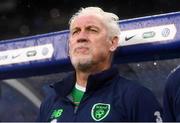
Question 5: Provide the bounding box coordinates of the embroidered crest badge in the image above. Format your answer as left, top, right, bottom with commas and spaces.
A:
91, 103, 111, 121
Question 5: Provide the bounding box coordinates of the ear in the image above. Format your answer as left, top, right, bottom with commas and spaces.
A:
109, 36, 119, 52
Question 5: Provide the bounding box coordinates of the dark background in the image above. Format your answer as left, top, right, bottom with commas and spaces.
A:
0, 0, 180, 40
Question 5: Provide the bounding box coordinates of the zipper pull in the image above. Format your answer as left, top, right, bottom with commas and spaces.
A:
74, 106, 78, 114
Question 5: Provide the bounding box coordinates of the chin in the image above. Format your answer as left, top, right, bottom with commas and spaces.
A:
71, 56, 93, 70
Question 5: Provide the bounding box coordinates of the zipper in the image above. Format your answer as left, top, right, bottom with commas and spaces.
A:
63, 96, 78, 121
73, 91, 93, 114
66, 94, 79, 114
74, 106, 78, 114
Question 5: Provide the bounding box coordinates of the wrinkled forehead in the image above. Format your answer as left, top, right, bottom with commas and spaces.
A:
70, 14, 106, 30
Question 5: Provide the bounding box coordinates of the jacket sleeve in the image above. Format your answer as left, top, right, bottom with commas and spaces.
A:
36, 93, 56, 122
163, 67, 180, 121
127, 86, 163, 122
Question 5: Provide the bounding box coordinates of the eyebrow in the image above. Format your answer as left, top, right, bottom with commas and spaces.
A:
70, 23, 101, 33
86, 25, 99, 29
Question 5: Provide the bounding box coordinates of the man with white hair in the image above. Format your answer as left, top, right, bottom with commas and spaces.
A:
37, 7, 162, 122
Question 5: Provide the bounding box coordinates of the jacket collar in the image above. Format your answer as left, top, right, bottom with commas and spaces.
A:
52, 66, 119, 97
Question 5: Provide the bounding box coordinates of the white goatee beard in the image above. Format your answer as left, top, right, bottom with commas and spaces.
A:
70, 55, 93, 71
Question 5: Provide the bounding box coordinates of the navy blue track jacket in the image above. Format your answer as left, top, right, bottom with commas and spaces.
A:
37, 67, 162, 122
163, 65, 180, 121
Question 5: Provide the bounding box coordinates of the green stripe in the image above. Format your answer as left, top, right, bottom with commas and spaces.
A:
71, 86, 84, 106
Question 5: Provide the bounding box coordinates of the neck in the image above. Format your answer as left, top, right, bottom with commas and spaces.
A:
75, 63, 111, 88
76, 71, 90, 87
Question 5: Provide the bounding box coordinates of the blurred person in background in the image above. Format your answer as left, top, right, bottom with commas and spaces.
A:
163, 65, 180, 121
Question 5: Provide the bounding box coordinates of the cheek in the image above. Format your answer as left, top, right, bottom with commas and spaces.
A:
68, 40, 74, 51
92, 43, 109, 56
92, 38, 110, 51
69, 37, 75, 47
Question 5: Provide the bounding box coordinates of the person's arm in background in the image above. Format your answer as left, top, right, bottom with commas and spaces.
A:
163, 66, 180, 121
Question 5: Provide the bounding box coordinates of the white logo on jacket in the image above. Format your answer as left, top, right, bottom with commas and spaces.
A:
154, 111, 162, 123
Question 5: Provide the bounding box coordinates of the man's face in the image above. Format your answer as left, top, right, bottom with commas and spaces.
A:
69, 15, 113, 71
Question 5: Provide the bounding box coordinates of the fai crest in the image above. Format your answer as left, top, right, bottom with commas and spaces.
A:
91, 103, 111, 121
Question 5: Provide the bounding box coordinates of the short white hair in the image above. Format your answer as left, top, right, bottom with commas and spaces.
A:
69, 7, 120, 39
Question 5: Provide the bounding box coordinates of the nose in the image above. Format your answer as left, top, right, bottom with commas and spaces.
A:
77, 38, 88, 43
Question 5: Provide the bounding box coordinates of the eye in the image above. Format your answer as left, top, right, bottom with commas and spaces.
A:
71, 29, 79, 35
72, 30, 78, 35
71, 29, 80, 35
88, 27, 99, 33
90, 28, 98, 32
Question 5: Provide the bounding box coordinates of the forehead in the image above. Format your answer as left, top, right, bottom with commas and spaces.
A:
71, 15, 106, 29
